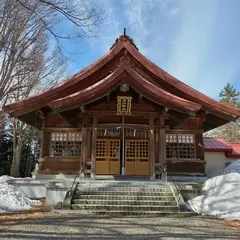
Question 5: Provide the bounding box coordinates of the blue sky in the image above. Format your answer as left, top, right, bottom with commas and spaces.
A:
60, 0, 240, 100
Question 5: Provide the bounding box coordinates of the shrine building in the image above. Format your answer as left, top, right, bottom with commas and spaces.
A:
3, 31, 240, 179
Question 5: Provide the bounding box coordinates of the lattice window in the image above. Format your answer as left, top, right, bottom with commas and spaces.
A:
166, 134, 195, 160
125, 128, 149, 139
109, 140, 120, 158
166, 134, 178, 159
96, 140, 109, 158
96, 139, 120, 162
126, 140, 149, 162
50, 132, 82, 157
137, 141, 149, 162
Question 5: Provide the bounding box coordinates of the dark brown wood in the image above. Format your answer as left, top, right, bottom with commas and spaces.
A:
91, 114, 97, 178
159, 117, 166, 175
167, 161, 205, 174
40, 119, 51, 159
195, 133, 205, 160
80, 115, 87, 178
44, 127, 81, 132
149, 115, 155, 180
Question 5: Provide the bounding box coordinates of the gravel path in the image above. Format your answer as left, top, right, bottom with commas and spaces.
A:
0, 213, 239, 240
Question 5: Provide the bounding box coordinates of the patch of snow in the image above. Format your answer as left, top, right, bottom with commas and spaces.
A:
222, 159, 240, 174
0, 175, 41, 213
186, 161, 240, 221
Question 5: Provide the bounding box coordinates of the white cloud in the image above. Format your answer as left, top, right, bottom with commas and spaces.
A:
85, 0, 240, 99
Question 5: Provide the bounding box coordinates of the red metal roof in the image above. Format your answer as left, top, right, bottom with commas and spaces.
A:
204, 137, 240, 158
226, 143, 240, 158
204, 138, 232, 152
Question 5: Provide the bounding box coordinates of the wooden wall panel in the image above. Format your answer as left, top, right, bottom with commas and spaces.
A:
39, 158, 80, 173
45, 113, 70, 127
40, 131, 51, 158
167, 161, 205, 174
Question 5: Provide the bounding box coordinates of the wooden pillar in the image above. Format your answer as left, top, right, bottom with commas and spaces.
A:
39, 118, 51, 171
40, 118, 46, 159
195, 132, 205, 174
91, 114, 97, 179
150, 115, 155, 180
159, 117, 166, 179
80, 115, 87, 178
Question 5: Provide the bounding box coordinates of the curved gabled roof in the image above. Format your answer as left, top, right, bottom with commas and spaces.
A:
48, 65, 201, 114
2, 32, 240, 124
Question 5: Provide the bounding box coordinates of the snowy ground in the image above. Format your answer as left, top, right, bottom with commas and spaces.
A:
186, 160, 240, 221
0, 175, 40, 213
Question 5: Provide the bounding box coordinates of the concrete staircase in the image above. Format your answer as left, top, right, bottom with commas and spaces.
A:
71, 181, 179, 215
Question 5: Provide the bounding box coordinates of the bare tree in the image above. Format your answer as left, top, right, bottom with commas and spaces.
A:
9, 48, 66, 177
0, 0, 103, 104
14, 0, 104, 40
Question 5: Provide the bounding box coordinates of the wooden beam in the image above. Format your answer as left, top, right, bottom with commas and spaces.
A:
54, 112, 72, 127
149, 115, 155, 180
97, 123, 150, 129
86, 110, 162, 117
91, 114, 97, 179
44, 127, 80, 132
166, 129, 204, 134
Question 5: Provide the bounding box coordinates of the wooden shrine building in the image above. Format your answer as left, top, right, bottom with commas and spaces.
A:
3, 31, 240, 179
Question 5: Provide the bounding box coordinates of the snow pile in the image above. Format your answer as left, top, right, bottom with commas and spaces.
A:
186, 161, 240, 220
222, 160, 240, 174
0, 175, 41, 213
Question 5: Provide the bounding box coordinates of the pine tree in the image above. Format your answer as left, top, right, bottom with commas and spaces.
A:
0, 112, 13, 175
205, 83, 240, 141
219, 82, 240, 107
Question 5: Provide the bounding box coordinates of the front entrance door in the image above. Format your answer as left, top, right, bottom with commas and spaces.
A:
125, 140, 150, 175
96, 139, 120, 175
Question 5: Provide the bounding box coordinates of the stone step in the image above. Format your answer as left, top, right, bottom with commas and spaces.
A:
71, 204, 178, 211
72, 194, 176, 201
74, 191, 174, 197
72, 199, 177, 206
76, 187, 171, 192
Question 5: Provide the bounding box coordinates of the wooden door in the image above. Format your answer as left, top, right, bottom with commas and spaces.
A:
125, 140, 150, 175
96, 139, 120, 175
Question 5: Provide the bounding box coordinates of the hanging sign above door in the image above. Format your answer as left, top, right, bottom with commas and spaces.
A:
117, 96, 132, 115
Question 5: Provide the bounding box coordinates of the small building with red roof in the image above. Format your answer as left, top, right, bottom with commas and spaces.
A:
204, 137, 240, 177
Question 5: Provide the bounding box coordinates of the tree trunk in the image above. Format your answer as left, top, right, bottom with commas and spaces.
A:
10, 121, 24, 177
10, 137, 24, 177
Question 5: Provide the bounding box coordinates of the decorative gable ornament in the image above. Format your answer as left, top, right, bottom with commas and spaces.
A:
117, 96, 132, 115
120, 84, 129, 92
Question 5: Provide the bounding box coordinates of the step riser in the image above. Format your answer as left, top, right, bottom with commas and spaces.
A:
77, 182, 170, 187
73, 195, 175, 201
73, 200, 177, 206
72, 205, 178, 211
74, 192, 174, 196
